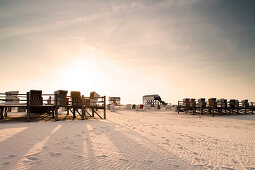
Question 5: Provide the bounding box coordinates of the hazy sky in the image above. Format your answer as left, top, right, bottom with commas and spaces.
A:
0, 0, 254, 104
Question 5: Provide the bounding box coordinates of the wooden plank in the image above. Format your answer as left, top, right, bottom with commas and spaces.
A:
94, 110, 103, 119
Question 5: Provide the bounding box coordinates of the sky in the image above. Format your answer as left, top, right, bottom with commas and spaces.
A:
0, 0, 254, 104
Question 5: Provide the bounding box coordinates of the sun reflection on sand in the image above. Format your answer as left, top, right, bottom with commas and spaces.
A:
0, 127, 28, 142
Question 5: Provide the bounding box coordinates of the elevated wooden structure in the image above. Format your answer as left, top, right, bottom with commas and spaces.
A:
0, 90, 106, 122
177, 98, 254, 117
108, 97, 121, 106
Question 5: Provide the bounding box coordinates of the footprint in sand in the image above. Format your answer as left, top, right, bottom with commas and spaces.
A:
8, 155, 17, 158
25, 154, 39, 161
178, 146, 184, 150
162, 142, 169, 145
206, 165, 214, 169
168, 163, 179, 168
194, 157, 206, 162
2, 162, 10, 166
82, 138, 89, 141
231, 159, 238, 164
49, 152, 62, 157
119, 158, 129, 162
221, 167, 234, 170
96, 155, 108, 159
63, 146, 72, 150
74, 155, 83, 159
143, 160, 154, 164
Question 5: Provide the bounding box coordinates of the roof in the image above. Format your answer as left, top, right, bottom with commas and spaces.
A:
142, 94, 160, 98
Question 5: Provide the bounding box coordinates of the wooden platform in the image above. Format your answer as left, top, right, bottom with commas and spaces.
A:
0, 92, 106, 122
177, 101, 254, 117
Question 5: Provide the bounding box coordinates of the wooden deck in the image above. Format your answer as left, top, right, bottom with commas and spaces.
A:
177, 101, 254, 117
0, 92, 106, 122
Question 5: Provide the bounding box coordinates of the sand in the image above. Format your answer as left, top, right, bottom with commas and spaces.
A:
0, 110, 255, 170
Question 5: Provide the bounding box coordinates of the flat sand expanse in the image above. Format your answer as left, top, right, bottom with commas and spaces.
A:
0, 110, 255, 170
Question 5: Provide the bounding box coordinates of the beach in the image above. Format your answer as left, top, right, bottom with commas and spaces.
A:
0, 110, 255, 170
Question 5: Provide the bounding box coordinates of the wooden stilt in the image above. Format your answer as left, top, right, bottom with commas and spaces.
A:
73, 108, 76, 119
92, 108, 95, 117
4, 108, 7, 117
81, 95, 85, 120
67, 107, 69, 115
52, 109, 55, 118
55, 94, 58, 121
0, 108, 3, 119
104, 96, 106, 119
26, 92, 30, 122
252, 102, 254, 114
177, 101, 180, 114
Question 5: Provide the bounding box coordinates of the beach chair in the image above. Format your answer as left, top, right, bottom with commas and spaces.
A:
208, 98, 217, 108
90, 91, 100, 107
54, 90, 68, 107
182, 98, 190, 107
29, 90, 45, 113
70, 91, 85, 119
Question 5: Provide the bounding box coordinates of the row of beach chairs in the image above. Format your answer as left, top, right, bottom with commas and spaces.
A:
0, 90, 106, 121
178, 98, 254, 116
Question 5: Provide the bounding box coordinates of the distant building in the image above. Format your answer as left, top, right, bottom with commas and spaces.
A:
142, 94, 167, 106
108, 97, 121, 106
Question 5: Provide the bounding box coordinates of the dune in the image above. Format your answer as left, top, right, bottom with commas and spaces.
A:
0, 110, 255, 169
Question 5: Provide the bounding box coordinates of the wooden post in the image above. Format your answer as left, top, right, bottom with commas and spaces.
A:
0, 107, 3, 119
72, 108, 76, 119
177, 101, 180, 114
212, 106, 214, 117
92, 108, 95, 117
26, 92, 30, 122
104, 96, 106, 119
81, 95, 85, 120
55, 94, 58, 121
4, 108, 7, 117
252, 102, 254, 114
67, 107, 69, 115
199, 106, 202, 118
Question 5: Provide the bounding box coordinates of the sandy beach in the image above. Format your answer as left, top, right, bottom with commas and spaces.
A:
0, 110, 255, 170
